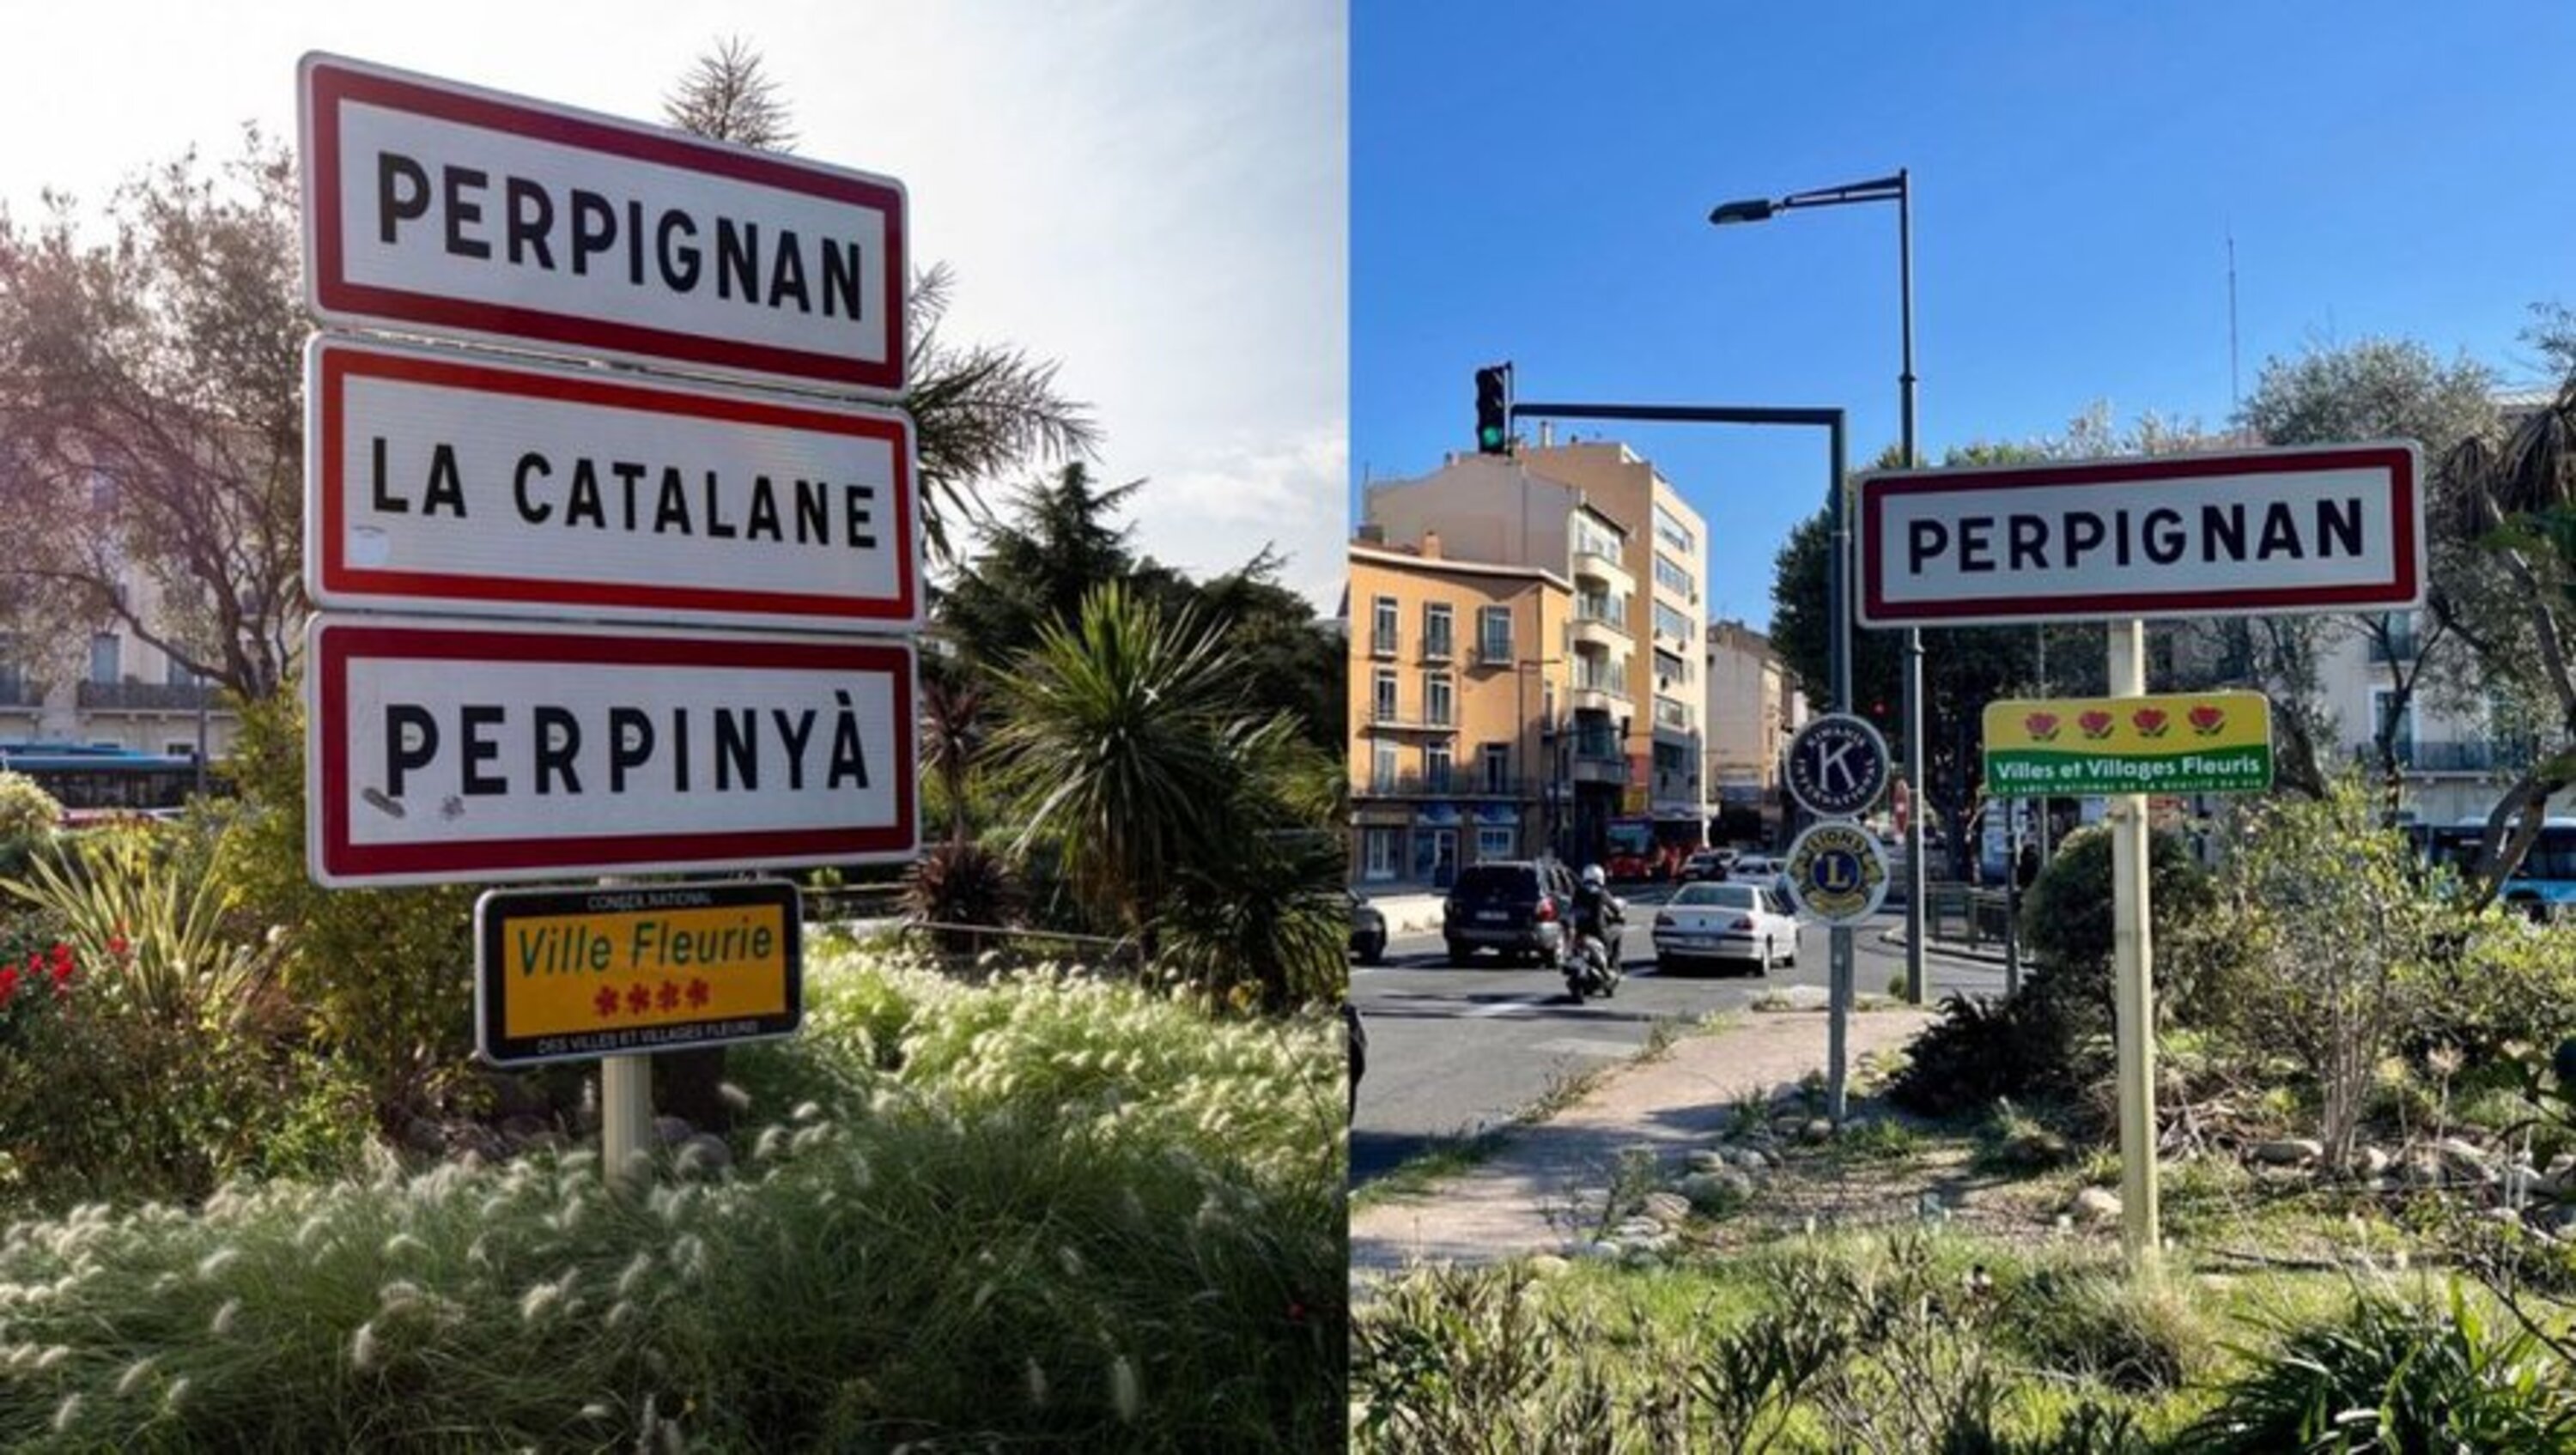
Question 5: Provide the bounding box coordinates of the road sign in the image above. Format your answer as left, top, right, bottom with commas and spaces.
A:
475, 880, 801, 1066
1784, 821, 1891, 925
1984, 692, 2275, 797
307, 615, 916, 886
299, 52, 906, 395
1783, 713, 1891, 818
1856, 442, 2423, 627
305, 335, 919, 631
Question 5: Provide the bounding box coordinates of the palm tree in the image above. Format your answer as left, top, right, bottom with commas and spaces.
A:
986, 583, 1245, 945
919, 665, 987, 846
664, 45, 1097, 560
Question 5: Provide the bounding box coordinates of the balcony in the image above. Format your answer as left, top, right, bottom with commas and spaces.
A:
1566, 612, 1631, 655
1369, 628, 1399, 659
77, 681, 222, 712
1420, 631, 1456, 664
0, 677, 43, 708
1363, 706, 1455, 733
1356, 773, 1552, 800
1570, 546, 1635, 597
1568, 754, 1631, 786
2349, 738, 2536, 776
1473, 640, 1516, 670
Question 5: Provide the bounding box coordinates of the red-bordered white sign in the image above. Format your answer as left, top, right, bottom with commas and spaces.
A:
307, 616, 917, 887
1856, 442, 2423, 627
304, 335, 919, 631
298, 52, 906, 395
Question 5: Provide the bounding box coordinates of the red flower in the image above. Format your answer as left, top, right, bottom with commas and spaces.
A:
593, 985, 621, 1020
1286, 1299, 1307, 1325
656, 980, 682, 1013
0, 966, 18, 1009
685, 979, 710, 1009
106, 934, 130, 959
2188, 704, 2226, 736
48, 943, 72, 973
625, 984, 653, 1016
2024, 712, 2060, 743
2132, 708, 2169, 739
2078, 711, 2115, 740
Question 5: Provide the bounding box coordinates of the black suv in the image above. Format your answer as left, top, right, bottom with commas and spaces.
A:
1442, 860, 1577, 966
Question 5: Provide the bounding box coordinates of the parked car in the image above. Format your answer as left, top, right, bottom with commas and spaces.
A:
1349, 890, 1388, 966
1652, 880, 1801, 974
1677, 848, 1738, 883
1442, 860, 1577, 967
1728, 853, 1790, 899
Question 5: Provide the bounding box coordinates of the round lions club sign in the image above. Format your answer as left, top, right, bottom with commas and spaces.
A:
1785, 821, 1891, 925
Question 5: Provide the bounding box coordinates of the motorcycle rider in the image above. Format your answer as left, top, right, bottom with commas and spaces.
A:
1569, 863, 1624, 995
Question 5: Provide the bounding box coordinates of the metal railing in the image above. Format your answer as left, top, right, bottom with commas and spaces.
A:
76, 681, 222, 712
1355, 773, 1551, 799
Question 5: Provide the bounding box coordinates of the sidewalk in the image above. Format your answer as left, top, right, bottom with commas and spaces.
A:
1350, 1000, 1937, 1276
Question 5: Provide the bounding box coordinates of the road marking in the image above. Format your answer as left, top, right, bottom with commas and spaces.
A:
1461, 993, 1558, 1019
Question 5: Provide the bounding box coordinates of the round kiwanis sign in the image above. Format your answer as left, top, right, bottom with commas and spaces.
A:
1785, 821, 1892, 925
1783, 713, 1891, 819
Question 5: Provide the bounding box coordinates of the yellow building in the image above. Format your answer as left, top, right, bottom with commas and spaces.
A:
1346, 533, 1571, 886
1703, 618, 1807, 843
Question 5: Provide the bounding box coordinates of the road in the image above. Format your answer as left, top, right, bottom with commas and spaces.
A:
1348, 886, 2007, 1185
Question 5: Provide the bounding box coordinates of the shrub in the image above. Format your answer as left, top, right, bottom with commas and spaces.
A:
2410, 915, 2576, 1067
1888, 988, 2094, 1119
2184, 1277, 2576, 1452
2002, 1266, 2211, 1394
902, 839, 1028, 950
208, 694, 479, 1124
0, 770, 58, 882
2019, 821, 2232, 1025
0, 1096, 1345, 1451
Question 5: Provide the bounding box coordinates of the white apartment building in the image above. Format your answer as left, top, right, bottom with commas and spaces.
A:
1703, 619, 1808, 845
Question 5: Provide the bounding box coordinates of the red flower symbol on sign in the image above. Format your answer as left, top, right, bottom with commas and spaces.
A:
658, 980, 682, 1013
2132, 708, 2170, 739
625, 984, 653, 1016
2189, 704, 2227, 737
2078, 711, 2115, 740
593, 986, 620, 1019
686, 978, 710, 1009
2025, 712, 2060, 743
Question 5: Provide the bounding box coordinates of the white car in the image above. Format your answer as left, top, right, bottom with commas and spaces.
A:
1728, 854, 1794, 903
1652, 881, 1800, 975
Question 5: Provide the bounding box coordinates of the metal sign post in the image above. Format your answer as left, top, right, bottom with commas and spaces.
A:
2107, 619, 2160, 1279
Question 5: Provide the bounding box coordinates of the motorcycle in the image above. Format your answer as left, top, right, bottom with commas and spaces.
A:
1563, 897, 1625, 1001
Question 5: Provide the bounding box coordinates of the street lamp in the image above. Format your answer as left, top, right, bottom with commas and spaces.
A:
1708, 167, 1929, 1006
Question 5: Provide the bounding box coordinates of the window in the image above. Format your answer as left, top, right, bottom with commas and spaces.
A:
1477, 825, 1516, 860
1370, 739, 1399, 793
1361, 828, 1400, 881
1653, 503, 1696, 555
1572, 513, 1624, 560
1424, 742, 1452, 791
1574, 591, 1626, 629
1654, 742, 1692, 777
1425, 672, 1453, 726
1371, 596, 1399, 656
1655, 694, 1692, 732
1652, 603, 1692, 644
164, 741, 197, 759
1481, 743, 1511, 793
164, 654, 201, 688
1479, 606, 1513, 664
1653, 553, 1694, 598
88, 633, 121, 685
1423, 602, 1455, 659
1654, 649, 1689, 689
1413, 828, 1457, 882
1373, 668, 1398, 722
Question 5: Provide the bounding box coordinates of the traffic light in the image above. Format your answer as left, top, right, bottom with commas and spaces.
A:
1474, 365, 1510, 455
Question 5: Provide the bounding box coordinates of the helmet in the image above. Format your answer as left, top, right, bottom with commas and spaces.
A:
1581, 864, 1607, 888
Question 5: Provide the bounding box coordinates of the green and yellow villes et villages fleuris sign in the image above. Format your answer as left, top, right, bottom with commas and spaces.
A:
1982, 691, 2273, 797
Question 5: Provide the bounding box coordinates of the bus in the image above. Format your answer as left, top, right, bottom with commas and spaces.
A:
2411, 818, 2576, 916
0, 743, 207, 828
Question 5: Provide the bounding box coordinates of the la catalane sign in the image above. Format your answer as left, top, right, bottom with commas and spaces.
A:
1857, 443, 2423, 627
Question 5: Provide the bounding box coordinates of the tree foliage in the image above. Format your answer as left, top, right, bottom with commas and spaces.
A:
0, 131, 304, 699
662, 36, 799, 150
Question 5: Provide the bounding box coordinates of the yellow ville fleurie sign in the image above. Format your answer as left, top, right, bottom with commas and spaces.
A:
473, 881, 801, 1067
1983, 691, 2273, 798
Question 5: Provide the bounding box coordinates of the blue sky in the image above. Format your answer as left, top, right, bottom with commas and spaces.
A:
1352, 3, 2576, 630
